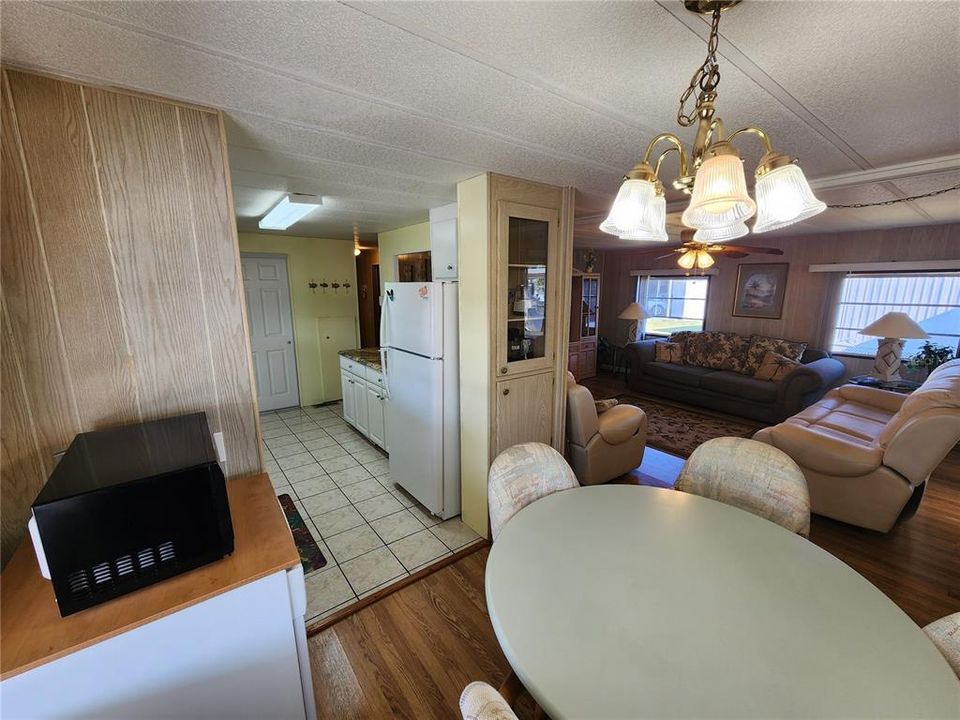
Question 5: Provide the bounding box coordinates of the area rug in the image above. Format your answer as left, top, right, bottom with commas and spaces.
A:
277, 493, 328, 574
616, 394, 765, 458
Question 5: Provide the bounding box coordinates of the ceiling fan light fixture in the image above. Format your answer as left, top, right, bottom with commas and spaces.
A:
693, 221, 749, 243
682, 147, 756, 230
599, 178, 668, 241
677, 249, 698, 270
752, 162, 827, 233
696, 249, 715, 269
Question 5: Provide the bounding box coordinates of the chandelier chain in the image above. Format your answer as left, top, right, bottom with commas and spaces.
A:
677, 6, 723, 127
826, 183, 960, 208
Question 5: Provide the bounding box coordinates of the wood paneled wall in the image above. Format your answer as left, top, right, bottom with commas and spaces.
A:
0, 69, 261, 567
598, 224, 960, 350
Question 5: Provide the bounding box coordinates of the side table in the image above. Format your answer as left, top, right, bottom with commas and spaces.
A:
848, 375, 921, 394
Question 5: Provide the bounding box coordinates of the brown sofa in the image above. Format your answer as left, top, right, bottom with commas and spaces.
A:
754, 359, 960, 532
626, 331, 846, 423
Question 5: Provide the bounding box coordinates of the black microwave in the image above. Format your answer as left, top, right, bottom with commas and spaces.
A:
29, 413, 234, 617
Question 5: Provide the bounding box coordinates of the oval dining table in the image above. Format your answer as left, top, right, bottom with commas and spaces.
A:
485, 485, 960, 719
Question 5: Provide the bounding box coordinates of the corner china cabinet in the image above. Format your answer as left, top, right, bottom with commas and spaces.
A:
568, 271, 600, 380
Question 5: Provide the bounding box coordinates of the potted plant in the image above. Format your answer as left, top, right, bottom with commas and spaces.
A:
906, 341, 956, 378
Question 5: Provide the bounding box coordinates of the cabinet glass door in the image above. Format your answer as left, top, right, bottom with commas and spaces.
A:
581, 276, 599, 338
498, 202, 559, 375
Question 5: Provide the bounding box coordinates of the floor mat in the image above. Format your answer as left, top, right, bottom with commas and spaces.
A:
277, 493, 328, 574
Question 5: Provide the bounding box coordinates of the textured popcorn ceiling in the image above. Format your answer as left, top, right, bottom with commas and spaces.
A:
2, 1, 958, 247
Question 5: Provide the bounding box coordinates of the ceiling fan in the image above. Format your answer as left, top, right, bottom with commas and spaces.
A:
658, 229, 784, 270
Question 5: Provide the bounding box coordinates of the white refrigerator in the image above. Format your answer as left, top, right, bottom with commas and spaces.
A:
379, 281, 461, 519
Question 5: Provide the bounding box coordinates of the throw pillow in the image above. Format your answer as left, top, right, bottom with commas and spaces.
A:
683, 331, 746, 372
754, 351, 803, 382
668, 330, 695, 359
595, 398, 619, 414
655, 342, 683, 364
744, 336, 808, 374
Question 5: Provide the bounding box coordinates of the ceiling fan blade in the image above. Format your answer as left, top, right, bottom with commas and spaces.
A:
720, 244, 785, 255
655, 252, 679, 260
720, 251, 749, 258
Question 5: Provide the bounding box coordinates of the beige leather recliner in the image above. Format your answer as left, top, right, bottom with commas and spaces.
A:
754, 359, 960, 532
566, 374, 647, 485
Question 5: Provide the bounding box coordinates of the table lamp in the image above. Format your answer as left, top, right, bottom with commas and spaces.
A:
860, 312, 928, 381
618, 302, 649, 343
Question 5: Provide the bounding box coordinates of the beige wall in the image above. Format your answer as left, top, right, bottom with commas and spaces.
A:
456, 175, 491, 537
1, 70, 261, 567
238, 233, 358, 406
598, 223, 960, 372
377, 221, 430, 293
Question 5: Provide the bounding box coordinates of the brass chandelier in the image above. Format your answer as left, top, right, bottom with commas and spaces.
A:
600, 0, 826, 243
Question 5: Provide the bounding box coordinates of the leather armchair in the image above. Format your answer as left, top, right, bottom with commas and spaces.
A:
566, 375, 647, 485
754, 359, 960, 532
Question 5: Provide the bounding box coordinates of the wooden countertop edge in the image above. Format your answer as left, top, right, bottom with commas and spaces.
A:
0, 473, 299, 681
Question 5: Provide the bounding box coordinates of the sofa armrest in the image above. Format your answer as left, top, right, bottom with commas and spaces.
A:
776, 357, 847, 417
756, 423, 884, 477
836, 384, 907, 414
625, 340, 660, 383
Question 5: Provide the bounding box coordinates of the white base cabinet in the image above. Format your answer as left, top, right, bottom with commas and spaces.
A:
339, 356, 387, 451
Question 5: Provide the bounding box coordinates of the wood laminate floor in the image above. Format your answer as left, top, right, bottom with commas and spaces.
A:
309, 373, 959, 718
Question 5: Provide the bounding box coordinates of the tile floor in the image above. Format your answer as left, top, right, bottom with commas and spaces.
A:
260, 402, 482, 625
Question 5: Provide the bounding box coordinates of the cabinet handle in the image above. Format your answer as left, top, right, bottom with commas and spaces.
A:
447, 265, 453, 270
502, 388, 510, 396
500, 366, 507, 374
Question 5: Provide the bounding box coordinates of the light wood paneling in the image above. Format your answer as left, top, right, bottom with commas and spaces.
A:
495, 371, 553, 453
598, 224, 960, 353
0, 69, 260, 567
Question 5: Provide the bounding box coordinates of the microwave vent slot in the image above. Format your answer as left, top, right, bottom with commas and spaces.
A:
158, 541, 175, 562
67, 569, 91, 597
137, 547, 156, 570
92, 562, 112, 585
115, 554, 135, 577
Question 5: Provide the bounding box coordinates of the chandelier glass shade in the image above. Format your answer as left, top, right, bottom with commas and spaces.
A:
693, 221, 749, 243
600, 2, 826, 253
677, 248, 715, 270
599, 178, 668, 241
752, 163, 828, 234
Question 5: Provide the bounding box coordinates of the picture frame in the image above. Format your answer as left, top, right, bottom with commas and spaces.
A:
732, 263, 789, 319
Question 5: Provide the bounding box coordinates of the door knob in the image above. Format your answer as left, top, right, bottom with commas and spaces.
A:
502, 388, 510, 396
288, 340, 292, 344
500, 366, 507, 374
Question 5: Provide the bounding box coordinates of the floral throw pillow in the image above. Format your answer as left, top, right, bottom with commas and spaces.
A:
745, 336, 808, 374
655, 341, 683, 364
668, 331, 696, 358
683, 331, 749, 372
754, 351, 803, 382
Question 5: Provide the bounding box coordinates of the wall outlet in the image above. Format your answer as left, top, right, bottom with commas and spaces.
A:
213, 431, 227, 464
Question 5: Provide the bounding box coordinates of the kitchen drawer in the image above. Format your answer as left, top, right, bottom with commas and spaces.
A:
365, 366, 384, 385
339, 356, 365, 376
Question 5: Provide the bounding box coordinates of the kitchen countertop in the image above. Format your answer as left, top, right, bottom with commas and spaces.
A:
339, 347, 382, 372
0, 473, 299, 680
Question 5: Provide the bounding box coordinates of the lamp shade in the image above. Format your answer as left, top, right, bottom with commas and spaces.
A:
752, 163, 827, 234
681, 154, 756, 230
618, 302, 649, 321
693, 222, 749, 243
600, 179, 668, 241
860, 312, 929, 339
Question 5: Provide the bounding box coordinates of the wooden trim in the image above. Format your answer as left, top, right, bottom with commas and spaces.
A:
808, 260, 960, 273
305, 539, 489, 636
630, 268, 719, 276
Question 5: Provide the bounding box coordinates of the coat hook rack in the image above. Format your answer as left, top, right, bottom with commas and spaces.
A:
318, 279, 329, 293
308, 281, 318, 293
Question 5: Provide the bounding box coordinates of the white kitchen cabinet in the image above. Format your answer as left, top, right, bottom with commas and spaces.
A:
351, 373, 369, 436
340, 369, 356, 425
430, 202, 458, 279
366, 381, 386, 448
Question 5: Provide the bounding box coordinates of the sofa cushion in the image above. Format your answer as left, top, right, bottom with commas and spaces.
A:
683, 331, 751, 373
701, 370, 779, 403
745, 336, 808, 374
754, 351, 803, 382
645, 361, 714, 388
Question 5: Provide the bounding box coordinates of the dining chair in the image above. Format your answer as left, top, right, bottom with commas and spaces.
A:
459, 682, 520, 720
677, 436, 811, 536
923, 612, 960, 677
488, 442, 579, 540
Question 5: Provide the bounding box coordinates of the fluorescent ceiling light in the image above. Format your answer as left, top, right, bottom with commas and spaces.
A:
258, 194, 322, 230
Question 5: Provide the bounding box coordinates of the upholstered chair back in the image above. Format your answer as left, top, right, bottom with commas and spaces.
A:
566, 381, 600, 447
459, 681, 519, 720
880, 359, 960, 486
488, 442, 579, 540
677, 436, 811, 536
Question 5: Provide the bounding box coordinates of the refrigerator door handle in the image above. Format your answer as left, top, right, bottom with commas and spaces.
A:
379, 294, 391, 399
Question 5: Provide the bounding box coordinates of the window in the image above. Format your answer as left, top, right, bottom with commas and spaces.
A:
636, 275, 710, 336
830, 272, 960, 356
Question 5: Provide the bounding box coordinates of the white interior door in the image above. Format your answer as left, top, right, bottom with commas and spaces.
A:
242, 254, 299, 411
